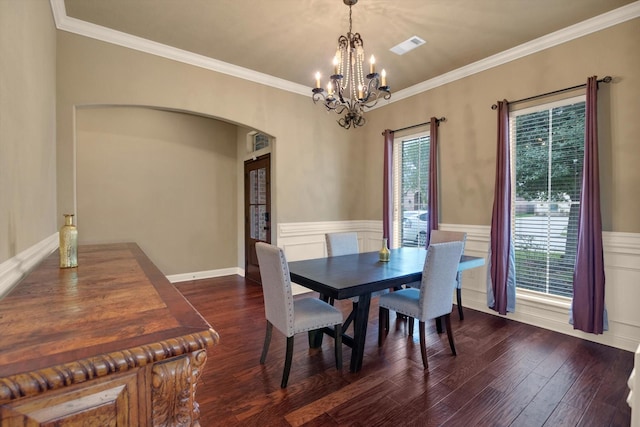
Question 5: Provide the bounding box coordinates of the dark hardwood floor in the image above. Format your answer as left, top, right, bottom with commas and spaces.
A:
175, 276, 633, 427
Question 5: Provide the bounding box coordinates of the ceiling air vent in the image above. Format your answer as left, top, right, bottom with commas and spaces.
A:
390, 36, 426, 55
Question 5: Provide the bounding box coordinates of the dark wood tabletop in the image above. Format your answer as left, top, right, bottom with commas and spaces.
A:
288, 247, 485, 372
289, 247, 484, 300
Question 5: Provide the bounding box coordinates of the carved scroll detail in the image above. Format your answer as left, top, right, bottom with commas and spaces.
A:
151, 350, 207, 427
0, 330, 218, 404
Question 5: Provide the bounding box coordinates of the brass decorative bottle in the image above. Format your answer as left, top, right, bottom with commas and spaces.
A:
379, 237, 390, 262
59, 214, 78, 268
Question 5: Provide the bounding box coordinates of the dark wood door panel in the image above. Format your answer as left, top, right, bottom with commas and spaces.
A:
244, 154, 271, 284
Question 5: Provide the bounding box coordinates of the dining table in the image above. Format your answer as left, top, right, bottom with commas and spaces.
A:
288, 247, 485, 373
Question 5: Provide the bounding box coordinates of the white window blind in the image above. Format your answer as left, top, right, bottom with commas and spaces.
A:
510, 96, 585, 298
393, 132, 430, 248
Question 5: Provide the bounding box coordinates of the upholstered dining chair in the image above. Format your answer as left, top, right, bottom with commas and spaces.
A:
325, 232, 389, 331
406, 230, 468, 328
325, 232, 359, 257
378, 241, 465, 369
256, 242, 343, 388
429, 230, 467, 319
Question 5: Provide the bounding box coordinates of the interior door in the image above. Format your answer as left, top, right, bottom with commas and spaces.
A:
244, 154, 271, 284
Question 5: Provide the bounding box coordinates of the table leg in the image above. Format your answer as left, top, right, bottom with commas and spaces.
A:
435, 316, 443, 333
456, 272, 464, 320
308, 330, 323, 348
350, 293, 371, 372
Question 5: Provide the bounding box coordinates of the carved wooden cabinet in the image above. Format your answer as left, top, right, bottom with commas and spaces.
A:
0, 243, 219, 426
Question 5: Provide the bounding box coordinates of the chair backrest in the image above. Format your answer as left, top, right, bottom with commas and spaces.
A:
325, 232, 359, 257
429, 230, 467, 247
418, 241, 465, 321
255, 242, 295, 337
429, 231, 467, 288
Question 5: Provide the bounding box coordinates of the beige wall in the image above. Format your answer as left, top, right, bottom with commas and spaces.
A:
3, 5, 636, 277
56, 33, 369, 273
0, 0, 57, 264
56, 32, 364, 223
361, 18, 640, 233
75, 107, 238, 275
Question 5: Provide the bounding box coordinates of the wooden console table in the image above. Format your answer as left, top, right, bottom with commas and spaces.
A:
0, 243, 219, 426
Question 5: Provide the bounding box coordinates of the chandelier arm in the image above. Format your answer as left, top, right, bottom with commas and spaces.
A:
333, 104, 349, 115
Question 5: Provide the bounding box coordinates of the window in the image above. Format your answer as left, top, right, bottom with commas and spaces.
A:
252, 132, 270, 151
392, 132, 430, 248
510, 96, 586, 298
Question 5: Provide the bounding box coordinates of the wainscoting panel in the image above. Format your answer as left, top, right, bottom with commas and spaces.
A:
278, 221, 640, 352
278, 220, 383, 261
9, 224, 637, 352
445, 225, 640, 353
278, 221, 382, 295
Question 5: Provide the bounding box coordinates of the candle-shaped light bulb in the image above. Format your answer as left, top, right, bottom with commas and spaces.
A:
327, 81, 333, 96
333, 56, 339, 75
358, 84, 364, 99
315, 72, 321, 89
369, 55, 375, 74
381, 69, 387, 86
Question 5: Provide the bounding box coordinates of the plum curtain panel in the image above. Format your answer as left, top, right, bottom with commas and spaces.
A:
571, 76, 608, 334
427, 117, 439, 246
487, 100, 516, 315
383, 129, 394, 246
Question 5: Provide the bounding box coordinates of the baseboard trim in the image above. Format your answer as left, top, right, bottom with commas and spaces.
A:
167, 267, 244, 283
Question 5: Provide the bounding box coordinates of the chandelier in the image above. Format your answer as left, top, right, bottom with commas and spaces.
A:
312, 0, 391, 129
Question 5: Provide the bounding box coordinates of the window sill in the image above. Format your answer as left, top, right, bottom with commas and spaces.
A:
516, 288, 572, 312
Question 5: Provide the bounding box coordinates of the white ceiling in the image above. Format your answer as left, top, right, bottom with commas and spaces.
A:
56, 0, 639, 100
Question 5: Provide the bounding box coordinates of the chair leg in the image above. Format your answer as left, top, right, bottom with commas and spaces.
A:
444, 313, 457, 356
342, 301, 358, 331
260, 321, 272, 364
408, 317, 414, 337
419, 321, 428, 369
334, 324, 343, 370
378, 306, 389, 347
456, 288, 464, 320
281, 336, 294, 388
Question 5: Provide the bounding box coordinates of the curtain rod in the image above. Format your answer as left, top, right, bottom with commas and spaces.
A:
490, 76, 612, 110
383, 117, 446, 135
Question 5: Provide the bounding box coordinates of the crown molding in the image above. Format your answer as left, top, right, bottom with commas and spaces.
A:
49, 0, 310, 97
396, 1, 640, 102
392, 1, 640, 103
50, 0, 640, 103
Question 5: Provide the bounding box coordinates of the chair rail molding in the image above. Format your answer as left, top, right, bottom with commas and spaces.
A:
8, 223, 637, 351
0, 233, 58, 298
279, 221, 640, 352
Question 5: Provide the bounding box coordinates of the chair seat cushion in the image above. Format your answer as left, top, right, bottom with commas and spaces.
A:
293, 298, 343, 334
378, 288, 421, 319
